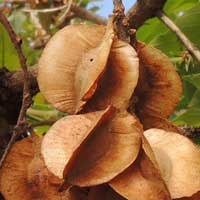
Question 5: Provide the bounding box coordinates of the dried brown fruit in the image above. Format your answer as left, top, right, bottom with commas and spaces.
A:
144, 128, 200, 199
42, 107, 113, 179
63, 111, 142, 187
176, 192, 200, 200
0, 136, 87, 200
135, 42, 182, 130
109, 136, 171, 200
88, 185, 125, 200
38, 19, 114, 114
67, 187, 88, 200
0, 137, 35, 200
84, 39, 139, 112
139, 113, 182, 133
28, 137, 86, 200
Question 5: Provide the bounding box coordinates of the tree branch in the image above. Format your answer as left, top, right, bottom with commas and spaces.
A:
113, 0, 129, 42
70, 3, 106, 25
22, 2, 107, 25
157, 10, 200, 63
127, 0, 167, 29
0, 12, 32, 168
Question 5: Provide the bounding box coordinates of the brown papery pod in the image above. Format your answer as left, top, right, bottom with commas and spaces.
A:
176, 192, 200, 200
0, 137, 35, 200
42, 107, 113, 179
84, 39, 139, 112
38, 18, 114, 114
140, 113, 182, 133
63, 111, 142, 187
0, 136, 81, 200
27, 136, 78, 200
88, 185, 126, 200
135, 42, 182, 130
109, 135, 171, 200
144, 129, 200, 199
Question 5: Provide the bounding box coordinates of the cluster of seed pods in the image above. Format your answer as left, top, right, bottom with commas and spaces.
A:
1, 17, 200, 200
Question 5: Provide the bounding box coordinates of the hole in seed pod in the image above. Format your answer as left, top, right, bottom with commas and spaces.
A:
90, 58, 94, 62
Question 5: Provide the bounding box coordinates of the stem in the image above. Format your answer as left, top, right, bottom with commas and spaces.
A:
23, 2, 107, 25
127, 0, 167, 29
0, 12, 32, 168
113, 0, 129, 42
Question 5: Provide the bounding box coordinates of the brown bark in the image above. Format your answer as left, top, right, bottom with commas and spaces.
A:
127, 0, 167, 29
0, 68, 38, 124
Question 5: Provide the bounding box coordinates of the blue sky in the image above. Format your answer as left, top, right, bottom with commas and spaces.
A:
88, 0, 136, 18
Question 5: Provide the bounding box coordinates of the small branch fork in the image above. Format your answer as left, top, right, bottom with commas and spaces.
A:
0, 12, 32, 168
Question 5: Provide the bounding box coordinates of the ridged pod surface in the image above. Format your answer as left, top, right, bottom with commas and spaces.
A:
84, 39, 139, 112
0, 136, 83, 200
135, 42, 182, 130
109, 135, 171, 200
0, 137, 34, 200
38, 21, 114, 114
64, 111, 142, 187
41, 107, 113, 179
145, 129, 200, 199
27, 137, 81, 200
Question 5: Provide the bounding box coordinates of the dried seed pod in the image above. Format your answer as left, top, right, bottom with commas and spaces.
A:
135, 42, 182, 130
0, 137, 35, 200
67, 187, 88, 200
176, 192, 200, 200
38, 19, 114, 114
109, 137, 171, 200
144, 128, 200, 199
28, 137, 86, 200
42, 107, 113, 179
139, 113, 182, 133
0, 136, 86, 200
84, 39, 139, 112
62, 111, 142, 187
64, 112, 142, 187
88, 185, 125, 200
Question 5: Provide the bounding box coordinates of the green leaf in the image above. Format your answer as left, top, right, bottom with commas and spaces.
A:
9, 11, 27, 34
183, 73, 200, 90
194, 138, 200, 146
0, 23, 20, 70
175, 81, 196, 111
137, 0, 198, 43
137, 18, 168, 43
172, 108, 200, 127
164, 0, 199, 13
34, 125, 50, 136
188, 89, 200, 108
150, 3, 200, 56
137, 1, 200, 57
